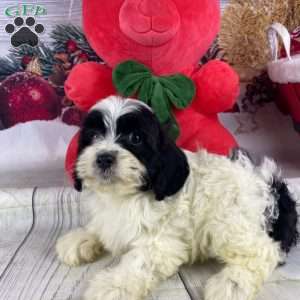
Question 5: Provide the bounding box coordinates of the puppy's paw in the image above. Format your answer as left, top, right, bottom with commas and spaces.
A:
56, 229, 103, 267
204, 269, 254, 300
84, 270, 140, 300
84, 284, 133, 300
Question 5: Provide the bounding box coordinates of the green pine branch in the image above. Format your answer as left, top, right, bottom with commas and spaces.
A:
9, 42, 56, 77
0, 24, 103, 81
51, 24, 102, 62
0, 56, 22, 81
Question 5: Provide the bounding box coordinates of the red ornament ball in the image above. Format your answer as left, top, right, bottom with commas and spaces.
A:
66, 40, 78, 53
62, 107, 86, 126
0, 72, 61, 128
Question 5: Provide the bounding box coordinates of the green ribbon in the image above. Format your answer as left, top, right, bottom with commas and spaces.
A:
112, 60, 195, 140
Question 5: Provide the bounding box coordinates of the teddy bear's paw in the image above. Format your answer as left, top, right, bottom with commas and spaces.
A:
56, 229, 103, 267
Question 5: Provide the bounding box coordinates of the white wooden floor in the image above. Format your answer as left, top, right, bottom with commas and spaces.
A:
0, 186, 299, 300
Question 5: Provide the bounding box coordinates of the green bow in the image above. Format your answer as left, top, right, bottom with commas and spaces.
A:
112, 60, 195, 140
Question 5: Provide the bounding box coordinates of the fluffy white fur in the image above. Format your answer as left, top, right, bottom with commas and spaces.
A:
268, 55, 300, 84
91, 96, 150, 140
57, 149, 281, 300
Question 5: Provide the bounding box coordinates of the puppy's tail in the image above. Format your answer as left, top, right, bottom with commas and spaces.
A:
258, 158, 299, 253
230, 149, 299, 253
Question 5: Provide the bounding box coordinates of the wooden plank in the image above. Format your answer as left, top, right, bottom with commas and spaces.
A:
258, 281, 300, 300
0, 187, 191, 300
0, 188, 34, 209
0, 184, 299, 300
0, 188, 34, 276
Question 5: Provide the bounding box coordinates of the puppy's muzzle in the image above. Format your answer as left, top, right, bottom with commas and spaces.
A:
96, 151, 117, 171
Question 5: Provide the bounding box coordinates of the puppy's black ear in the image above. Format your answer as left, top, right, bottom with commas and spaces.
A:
151, 130, 189, 201
73, 170, 82, 192
72, 130, 85, 193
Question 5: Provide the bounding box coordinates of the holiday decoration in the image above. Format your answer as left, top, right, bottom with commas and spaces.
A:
220, 0, 300, 81
241, 72, 277, 114
0, 72, 61, 128
200, 38, 225, 65
66, 40, 78, 54
0, 56, 23, 81
10, 42, 56, 78
25, 57, 42, 75
64, 0, 240, 179
0, 25, 100, 82
113, 60, 195, 139
51, 25, 101, 62
62, 107, 86, 126
267, 23, 300, 133
0, 24, 103, 130
21, 55, 33, 68
281, 26, 300, 57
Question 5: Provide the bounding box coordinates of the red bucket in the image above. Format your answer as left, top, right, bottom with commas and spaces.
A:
267, 23, 300, 131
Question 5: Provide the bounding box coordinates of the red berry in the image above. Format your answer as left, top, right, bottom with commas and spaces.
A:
66, 40, 78, 53
78, 52, 89, 61
62, 107, 86, 126
21, 55, 33, 68
0, 72, 61, 128
73, 52, 89, 65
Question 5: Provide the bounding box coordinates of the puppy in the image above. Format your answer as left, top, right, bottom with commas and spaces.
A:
56, 96, 298, 300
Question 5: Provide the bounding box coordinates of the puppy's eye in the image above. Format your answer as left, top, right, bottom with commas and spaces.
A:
128, 132, 142, 145
87, 130, 101, 140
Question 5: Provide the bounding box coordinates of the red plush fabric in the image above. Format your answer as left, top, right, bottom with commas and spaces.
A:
65, 131, 80, 181
175, 107, 237, 154
65, 62, 115, 111
192, 60, 240, 114
279, 84, 300, 123
83, 0, 220, 75
65, 0, 240, 179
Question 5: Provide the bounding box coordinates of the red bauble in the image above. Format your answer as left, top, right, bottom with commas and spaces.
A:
62, 107, 86, 126
66, 40, 78, 53
0, 72, 61, 128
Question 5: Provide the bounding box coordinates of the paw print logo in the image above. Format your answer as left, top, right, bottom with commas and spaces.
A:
5, 17, 45, 47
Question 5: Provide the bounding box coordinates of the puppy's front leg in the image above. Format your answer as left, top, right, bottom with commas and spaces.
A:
84, 242, 189, 300
56, 228, 103, 267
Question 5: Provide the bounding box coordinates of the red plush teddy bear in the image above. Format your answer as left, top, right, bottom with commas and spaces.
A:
65, 0, 239, 177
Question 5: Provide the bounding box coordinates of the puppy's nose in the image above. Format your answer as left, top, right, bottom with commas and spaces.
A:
96, 152, 116, 170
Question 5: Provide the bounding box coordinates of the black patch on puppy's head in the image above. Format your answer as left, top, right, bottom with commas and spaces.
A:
116, 106, 190, 201
73, 110, 106, 191
73, 99, 189, 199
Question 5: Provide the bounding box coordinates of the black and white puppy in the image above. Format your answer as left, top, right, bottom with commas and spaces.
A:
56, 96, 298, 300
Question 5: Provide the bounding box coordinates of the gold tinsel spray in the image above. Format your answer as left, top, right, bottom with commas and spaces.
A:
219, 0, 300, 81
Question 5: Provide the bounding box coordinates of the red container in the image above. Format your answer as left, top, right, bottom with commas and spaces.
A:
268, 23, 300, 131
